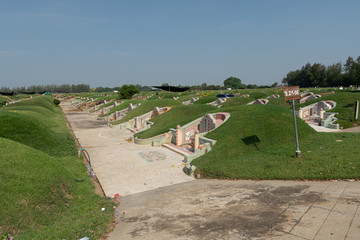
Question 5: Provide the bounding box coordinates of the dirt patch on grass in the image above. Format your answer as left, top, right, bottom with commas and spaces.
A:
78, 101, 101, 111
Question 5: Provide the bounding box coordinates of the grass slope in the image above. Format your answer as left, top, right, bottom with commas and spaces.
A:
192, 104, 360, 180
0, 97, 76, 156
0, 96, 8, 107
0, 96, 113, 239
135, 104, 217, 139
112, 98, 181, 125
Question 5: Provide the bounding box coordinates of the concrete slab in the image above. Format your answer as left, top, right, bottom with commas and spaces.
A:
290, 206, 330, 239
308, 124, 341, 132
315, 203, 358, 240
106, 180, 360, 240
345, 204, 360, 239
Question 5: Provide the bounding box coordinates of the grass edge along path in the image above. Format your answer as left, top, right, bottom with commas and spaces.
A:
0, 96, 114, 240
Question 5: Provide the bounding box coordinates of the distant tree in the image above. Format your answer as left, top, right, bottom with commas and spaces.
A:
71, 84, 90, 93
270, 82, 278, 88
224, 77, 243, 89
326, 63, 342, 87
343, 56, 360, 86
282, 69, 301, 86
201, 83, 207, 90
118, 84, 140, 99
207, 85, 221, 90
246, 84, 259, 89
282, 56, 360, 87
283, 63, 327, 87
0, 87, 11, 92
135, 84, 142, 90
141, 86, 153, 91
161, 83, 169, 86
113, 86, 122, 92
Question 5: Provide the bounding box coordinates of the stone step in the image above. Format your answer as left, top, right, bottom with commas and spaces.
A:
163, 143, 193, 156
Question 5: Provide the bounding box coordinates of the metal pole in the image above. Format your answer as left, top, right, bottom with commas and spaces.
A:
292, 99, 302, 157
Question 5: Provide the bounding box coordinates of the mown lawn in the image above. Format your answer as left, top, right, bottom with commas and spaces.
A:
135, 104, 217, 139
112, 98, 181, 125
191, 104, 360, 180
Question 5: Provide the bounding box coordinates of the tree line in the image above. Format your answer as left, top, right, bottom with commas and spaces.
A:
282, 56, 360, 87
0, 84, 90, 93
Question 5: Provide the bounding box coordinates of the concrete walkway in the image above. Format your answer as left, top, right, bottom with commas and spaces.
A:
108, 179, 360, 240
341, 126, 360, 133
61, 102, 193, 197
308, 123, 341, 132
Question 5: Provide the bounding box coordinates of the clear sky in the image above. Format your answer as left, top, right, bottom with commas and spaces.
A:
1, 0, 360, 88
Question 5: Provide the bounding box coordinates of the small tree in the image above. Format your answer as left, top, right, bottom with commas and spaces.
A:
270, 82, 278, 88
224, 77, 243, 89
118, 84, 140, 99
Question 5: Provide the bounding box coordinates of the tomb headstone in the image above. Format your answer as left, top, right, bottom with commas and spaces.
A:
128, 103, 134, 111
199, 114, 216, 133
153, 107, 161, 117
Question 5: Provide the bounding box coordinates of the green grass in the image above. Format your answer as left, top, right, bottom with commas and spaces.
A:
112, 98, 181, 125
94, 100, 118, 111
193, 95, 218, 104
0, 96, 113, 239
0, 96, 8, 107
191, 104, 360, 180
135, 104, 217, 138
0, 97, 76, 156
98, 99, 142, 117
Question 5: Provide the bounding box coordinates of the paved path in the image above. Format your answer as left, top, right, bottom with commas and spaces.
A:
61, 102, 193, 197
306, 121, 360, 133
341, 126, 360, 133
108, 179, 360, 240
308, 123, 341, 132
61, 101, 360, 239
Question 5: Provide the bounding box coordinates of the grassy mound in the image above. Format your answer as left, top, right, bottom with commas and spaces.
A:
192, 104, 360, 180
0, 96, 8, 107
0, 97, 76, 156
112, 98, 181, 125
98, 99, 142, 117
0, 96, 113, 239
135, 104, 216, 139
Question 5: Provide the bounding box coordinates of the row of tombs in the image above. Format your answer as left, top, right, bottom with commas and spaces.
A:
297, 100, 339, 130
73, 96, 339, 176
111, 111, 231, 163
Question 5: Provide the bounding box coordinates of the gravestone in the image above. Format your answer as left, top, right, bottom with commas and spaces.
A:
199, 114, 216, 133
153, 107, 161, 117
128, 103, 134, 111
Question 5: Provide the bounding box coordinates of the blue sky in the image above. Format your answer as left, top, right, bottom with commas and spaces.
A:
1, 0, 359, 88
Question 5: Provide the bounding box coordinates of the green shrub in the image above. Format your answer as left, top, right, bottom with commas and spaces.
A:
53, 98, 61, 106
